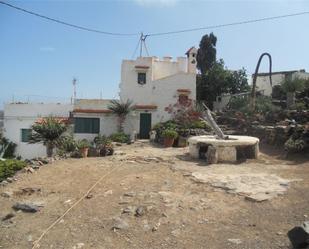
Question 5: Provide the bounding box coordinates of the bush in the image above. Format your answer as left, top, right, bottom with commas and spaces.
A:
76, 139, 91, 149
109, 132, 130, 143
162, 129, 178, 139
189, 120, 211, 130
0, 159, 26, 181
228, 95, 280, 114
0, 135, 17, 158
94, 135, 111, 148
57, 136, 77, 155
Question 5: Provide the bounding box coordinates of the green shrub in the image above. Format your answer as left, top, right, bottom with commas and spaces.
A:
94, 135, 111, 148
229, 95, 280, 114
109, 132, 130, 143
57, 136, 77, 154
189, 120, 211, 130
0, 159, 26, 181
162, 129, 178, 139
0, 135, 17, 158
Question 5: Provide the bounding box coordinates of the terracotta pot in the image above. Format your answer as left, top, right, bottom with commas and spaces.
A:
163, 137, 174, 147
80, 147, 89, 158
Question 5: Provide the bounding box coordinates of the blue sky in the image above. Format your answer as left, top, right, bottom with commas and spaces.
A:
0, 0, 309, 107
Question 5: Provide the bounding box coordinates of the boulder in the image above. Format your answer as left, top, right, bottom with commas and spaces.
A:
12, 202, 40, 213
288, 221, 309, 249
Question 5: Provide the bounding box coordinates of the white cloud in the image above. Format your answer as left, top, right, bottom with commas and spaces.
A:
133, 0, 178, 7
39, 46, 55, 52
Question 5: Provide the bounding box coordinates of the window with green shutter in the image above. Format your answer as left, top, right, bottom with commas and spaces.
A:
21, 129, 32, 142
74, 118, 100, 134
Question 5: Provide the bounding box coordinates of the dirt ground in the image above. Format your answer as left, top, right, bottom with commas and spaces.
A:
0, 141, 308, 249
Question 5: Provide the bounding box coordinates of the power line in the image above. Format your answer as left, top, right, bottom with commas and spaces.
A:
0, 1, 138, 37
146, 11, 309, 36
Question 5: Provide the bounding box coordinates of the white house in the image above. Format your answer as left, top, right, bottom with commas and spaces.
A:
3, 47, 197, 158
3, 103, 73, 159
119, 47, 197, 138
253, 69, 309, 96
71, 47, 197, 139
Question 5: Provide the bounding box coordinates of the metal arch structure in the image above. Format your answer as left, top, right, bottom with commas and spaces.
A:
250, 53, 272, 111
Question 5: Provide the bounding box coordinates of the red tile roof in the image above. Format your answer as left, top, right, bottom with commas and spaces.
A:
134, 105, 157, 110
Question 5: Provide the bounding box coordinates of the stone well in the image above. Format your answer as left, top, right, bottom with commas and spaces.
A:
188, 135, 259, 164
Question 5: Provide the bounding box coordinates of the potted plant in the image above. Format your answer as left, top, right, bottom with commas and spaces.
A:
162, 129, 178, 147
77, 139, 90, 158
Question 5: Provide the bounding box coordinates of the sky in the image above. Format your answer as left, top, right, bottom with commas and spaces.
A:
0, 0, 309, 108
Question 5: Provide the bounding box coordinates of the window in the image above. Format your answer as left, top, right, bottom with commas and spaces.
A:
137, 72, 146, 85
74, 118, 100, 134
21, 129, 32, 142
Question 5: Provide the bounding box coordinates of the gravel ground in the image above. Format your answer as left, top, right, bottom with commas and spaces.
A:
0, 141, 308, 249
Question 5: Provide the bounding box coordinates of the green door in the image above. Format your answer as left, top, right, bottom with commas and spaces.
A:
139, 113, 152, 139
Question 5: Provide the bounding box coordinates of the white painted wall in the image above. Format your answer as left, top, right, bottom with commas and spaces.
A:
255, 70, 309, 96
119, 50, 197, 134
73, 112, 118, 141
3, 103, 73, 159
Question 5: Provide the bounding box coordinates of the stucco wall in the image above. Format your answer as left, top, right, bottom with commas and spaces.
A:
255, 71, 309, 96
3, 103, 73, 159
73, 113, 118, 141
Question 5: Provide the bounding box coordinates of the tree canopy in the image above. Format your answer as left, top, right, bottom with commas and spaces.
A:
196, 33, 249, 109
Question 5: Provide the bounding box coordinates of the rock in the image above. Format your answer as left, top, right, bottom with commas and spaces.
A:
227, 239, 242, 245
245, 193, 270, 202
152, 222, 160, 232
73, 243, 85, 249
86, 193, 93, 199
288, 221, 309, 249
103, 190, 113, 196
171, 229, 181, 237
12, 202, 40, 213
112, 217, 129, 230
206, 146, 218, 164
0, 180, 8, 187
122, 206, 135, 214
1, 191, 12, 198
124, 192, 135, 197
6, 177, 13, 183
2, 213, 15, 221
24, 167, 35, 173
135, 206, 144, 217
27, 235, 33, 242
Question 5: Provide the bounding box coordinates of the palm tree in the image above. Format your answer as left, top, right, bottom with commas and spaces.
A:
29, 117, 68, 157
108, 99, 133, 132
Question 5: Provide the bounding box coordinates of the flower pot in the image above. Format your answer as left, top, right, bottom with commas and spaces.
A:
164, 137, 174, 147
80, 148, 89, 158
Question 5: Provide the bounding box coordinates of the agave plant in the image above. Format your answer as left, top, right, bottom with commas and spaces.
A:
29, 117, 68, 157
108, 99, 133, 132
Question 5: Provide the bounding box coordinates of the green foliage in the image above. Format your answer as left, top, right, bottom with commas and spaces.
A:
282, 77, 305, 93
229, 95, 280, 115
94, 135, 112, 148
29, 117, 67, 146
196, 32, 217, 74
0, 159, 26, 181
189, 120, 211, 130
285, 126, 309, 153
76, 139, 90, 149
109, 132, 130, 143
0, 135, 16, 158
57, 135, 77, 154
196, 61, 249, 109
162, 129, 178, 139
108, 99, 134, 132
285, 138, 305, 153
